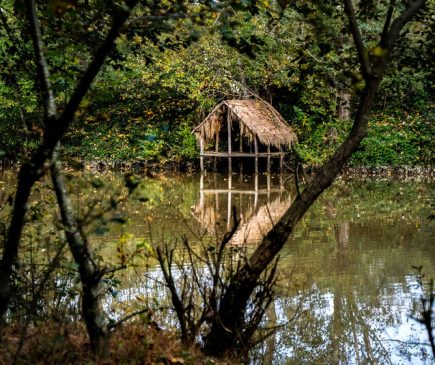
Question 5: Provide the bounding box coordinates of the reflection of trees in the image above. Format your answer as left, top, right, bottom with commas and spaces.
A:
2, 168, 433, 362
265, 215, 432, 364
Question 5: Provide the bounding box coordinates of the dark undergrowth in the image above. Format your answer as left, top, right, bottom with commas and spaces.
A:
0, 322, 230, 365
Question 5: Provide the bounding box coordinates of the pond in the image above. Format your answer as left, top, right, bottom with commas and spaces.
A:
0, 169, 434, 364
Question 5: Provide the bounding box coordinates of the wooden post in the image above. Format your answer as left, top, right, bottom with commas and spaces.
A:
200, 173, 204, 209
267, 144, 271, 173
239, 130, 243, 175
254, 173, 258, 208
279, 147, 284, 171
227, 173, 232, 230
214, 173, 219, 210
227, 108, 232, 173
254, 136, 258, 174
200, 136, 204, 172
214, 132, 219, 171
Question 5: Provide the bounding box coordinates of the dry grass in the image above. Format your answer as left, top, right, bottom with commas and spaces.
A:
0, 322, 233, 365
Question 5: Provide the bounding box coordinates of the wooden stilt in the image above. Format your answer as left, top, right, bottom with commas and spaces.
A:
200, 173, 204, 209
227, 108, 232, 173
200, 137, 204, 172
280, 147, 284, 171
239, 131, 243, 175
254, 137, 258, 174
227, 173, 232, 229
215, 172, 219, 210
239, 192, 242, 217
254, 173, 258, 208
267, 144, 271, 173
214, 132, 219, 171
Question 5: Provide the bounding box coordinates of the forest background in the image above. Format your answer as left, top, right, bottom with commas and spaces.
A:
0, 0, 433, 169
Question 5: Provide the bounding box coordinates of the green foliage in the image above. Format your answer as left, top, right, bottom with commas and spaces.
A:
0, 0, 432, 167
351, 111, 434, 167
292, 111, 434, 167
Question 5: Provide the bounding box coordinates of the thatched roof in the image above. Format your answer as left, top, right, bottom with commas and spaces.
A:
193, 99, 297, 149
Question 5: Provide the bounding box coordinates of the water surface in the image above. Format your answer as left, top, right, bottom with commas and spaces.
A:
0, 170, 433, 363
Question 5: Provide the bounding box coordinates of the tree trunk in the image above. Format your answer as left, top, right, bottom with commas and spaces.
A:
338, 90, 351, 120
50, 157, 109, 358
204, 77, 381, 356
0, 164, 37, 326
203, 0, 427, 353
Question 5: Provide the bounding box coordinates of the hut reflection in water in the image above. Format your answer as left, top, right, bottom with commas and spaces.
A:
193, 173, 294, 245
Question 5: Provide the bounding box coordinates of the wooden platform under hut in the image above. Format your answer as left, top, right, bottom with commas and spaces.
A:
193, 99, 297, 173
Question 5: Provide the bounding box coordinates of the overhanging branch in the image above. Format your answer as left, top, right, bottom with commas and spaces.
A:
44, 0, 138, 149
387, 0, 426, 48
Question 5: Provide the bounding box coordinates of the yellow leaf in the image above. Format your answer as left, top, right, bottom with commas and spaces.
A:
371, 46, 388, 57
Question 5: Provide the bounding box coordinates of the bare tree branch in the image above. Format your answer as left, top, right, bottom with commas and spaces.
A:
25, 0, 56, 121
108, 309, 151, 330
343, 0, 371, 78
387, 0, 426, 48
156, 245, 188, 341
381, 0, 396, 48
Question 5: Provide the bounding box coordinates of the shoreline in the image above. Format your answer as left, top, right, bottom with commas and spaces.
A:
2, 158, 434, 180
75, 160, 435, 180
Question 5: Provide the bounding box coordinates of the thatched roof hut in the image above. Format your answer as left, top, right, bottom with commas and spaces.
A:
194, 99, 297, 148
193, 99, 297, 172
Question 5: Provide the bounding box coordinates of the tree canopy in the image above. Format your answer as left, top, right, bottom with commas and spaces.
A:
0, 0, 432, 166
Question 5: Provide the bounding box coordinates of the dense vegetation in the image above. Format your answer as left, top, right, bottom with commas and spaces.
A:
0, 1, 433, 364
0, 1, 433, 167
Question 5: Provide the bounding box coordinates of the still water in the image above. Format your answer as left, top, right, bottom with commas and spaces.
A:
1, 170, 434, 363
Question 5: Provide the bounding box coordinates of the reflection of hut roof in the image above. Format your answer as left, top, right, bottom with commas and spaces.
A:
193, 99, 297, 149
229, 196, 291, 245
192, 194, 292, 245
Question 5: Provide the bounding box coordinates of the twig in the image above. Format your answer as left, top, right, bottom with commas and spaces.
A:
108, 309, 150, 330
